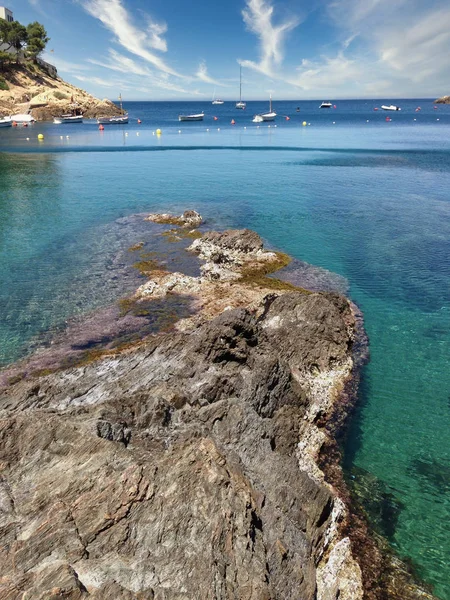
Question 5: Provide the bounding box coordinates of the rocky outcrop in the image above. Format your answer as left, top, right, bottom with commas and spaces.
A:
0, 64, 122, 120
145, 211, 203, 228
0, 218, 438, 600
434, 95, 450, 104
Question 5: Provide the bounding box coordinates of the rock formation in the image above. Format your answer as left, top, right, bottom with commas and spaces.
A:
0, 63, 122, 120
0, 216, 438, 600
434, 95, 450, 104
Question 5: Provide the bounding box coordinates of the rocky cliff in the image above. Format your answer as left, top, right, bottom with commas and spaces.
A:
0, 63, 122, 120
434, 95, 450, 104
0, 213, 437, 600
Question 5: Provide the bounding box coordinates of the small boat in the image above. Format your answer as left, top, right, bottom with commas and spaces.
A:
381, 104, 401, 111
178, 113, 204, 122
253, 94, 277, 122
54, 114, 83, 124
212, 89, 224, 105
10, 113, 35, 123
320, 102, 332, 108
0, 116, 12, 128
98, 93, 128, 124
97, 114, 129, 124
235, 66, 246, 109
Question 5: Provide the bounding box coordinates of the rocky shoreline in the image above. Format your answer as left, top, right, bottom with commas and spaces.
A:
0, 212, 437, 599
0, 64, 122, 121
434, 95, 450, 104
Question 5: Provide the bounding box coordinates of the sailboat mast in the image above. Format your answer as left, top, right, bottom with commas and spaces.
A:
269, 93, 272, 112
119, 93, 123, 113
239, 66, 242, 102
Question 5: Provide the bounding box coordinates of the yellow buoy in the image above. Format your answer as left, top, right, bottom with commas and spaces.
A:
302, 121, 307, 126
156, 128, 162, 135
37, 133, 44, 139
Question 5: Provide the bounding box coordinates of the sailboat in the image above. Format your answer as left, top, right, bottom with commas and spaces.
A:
252, 94, 277, 122
97, 94, 129, 124
212, 88, 224, 105
235, 66, 246, 109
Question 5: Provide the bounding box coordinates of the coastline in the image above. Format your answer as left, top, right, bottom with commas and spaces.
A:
0, 212, 438, 599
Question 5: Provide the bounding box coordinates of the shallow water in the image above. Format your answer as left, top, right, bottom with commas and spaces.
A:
1, 100, 449, 598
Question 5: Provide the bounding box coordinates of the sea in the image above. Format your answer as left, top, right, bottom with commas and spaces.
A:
0, 99, 449, 599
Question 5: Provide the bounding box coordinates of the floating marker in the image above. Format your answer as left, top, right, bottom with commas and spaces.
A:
366, 120, 369, 123
66, 135, 70, 139
37, 133, 44, 139
285, 116, 290, 121
136, 132, 140, 136
274, 125, 277, 128
60, 135, 63, 139
178, 129, 182, 133
243, 126, 246, 129
217, 128, 220, 131
99, 125, 104, 131
213, 116, 218, 121
414, 118, 416, 121
26, 137, 30, 141
231, 119, 235, 125
333, 121, 336, 124
156, 128, 162, 135
333, 105, 337, 109
302, 121, 307, 126
137, 119, 142, 124
206, 128, 209, 131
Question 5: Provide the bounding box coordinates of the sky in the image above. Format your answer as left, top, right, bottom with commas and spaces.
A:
5, 0, 450, 100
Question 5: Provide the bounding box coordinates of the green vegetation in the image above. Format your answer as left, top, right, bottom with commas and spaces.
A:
0, 17, 49, 70
53, 91, 68, 100
0, 74, 8, 90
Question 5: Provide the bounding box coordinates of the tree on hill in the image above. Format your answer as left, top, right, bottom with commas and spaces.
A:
26, 22, 49, 59
1, 21, 28, 62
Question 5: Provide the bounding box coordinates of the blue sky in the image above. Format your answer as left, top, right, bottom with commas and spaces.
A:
6, 0, 450, 100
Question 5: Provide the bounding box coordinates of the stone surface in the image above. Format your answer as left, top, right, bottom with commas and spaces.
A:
145, 211, 203, 228
434, 95, 450, 104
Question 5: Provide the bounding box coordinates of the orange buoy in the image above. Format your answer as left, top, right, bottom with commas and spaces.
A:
213, 116, 218, 121
385, 117, 391, 122
137, 119, 142, 124
23, 123, 28, 127
12, 121, 17, 126
285, 116, 290, 121
333, 105, 337, 108
231, 119, 235, 125
99, 124, 104, 131
374, 107, 378, 111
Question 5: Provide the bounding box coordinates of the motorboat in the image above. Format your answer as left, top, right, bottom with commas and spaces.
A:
320, 102, 332, 108
97, 114, 129, 124
253, 94, 276, 122
10, 113, 35, 123
178, 113, 204, 122
0, 116, 12, 128
235, 66, 246, 109
54, 114, 83, 124
381, 105, 401, 111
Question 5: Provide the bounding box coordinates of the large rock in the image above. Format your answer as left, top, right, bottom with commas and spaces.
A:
0, 291, 362, 599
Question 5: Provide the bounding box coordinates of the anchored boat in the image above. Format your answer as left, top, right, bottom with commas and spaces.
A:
178, 113, 204, 122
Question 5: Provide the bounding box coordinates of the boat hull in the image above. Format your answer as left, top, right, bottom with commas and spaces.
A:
97, 115, 129, 124
10, 114, 35, 123
253, 112, 276, 122
212, 100, 224, 105
381, 105, 401, 111
54, 115, 83, 124
235, 102, 246, 109
0, 119, 12, 128
178, 114, 204, 121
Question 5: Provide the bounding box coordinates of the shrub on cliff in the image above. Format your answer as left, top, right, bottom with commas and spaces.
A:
0, 75, 9, 90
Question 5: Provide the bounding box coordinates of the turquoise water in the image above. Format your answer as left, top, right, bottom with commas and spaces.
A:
1, 100, 449, 597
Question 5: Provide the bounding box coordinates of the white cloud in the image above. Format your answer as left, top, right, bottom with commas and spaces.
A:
241, 0, 301, 76
74, 74, 118, 87
80, 0, 182, 77
195, 61, 226, 86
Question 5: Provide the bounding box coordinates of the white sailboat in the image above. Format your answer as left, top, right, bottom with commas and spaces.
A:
178, 112, 204, 122
253, 94, 276, 122
98, 94, 129, 124
235, 66, 246, 109
212, 88, 224, 105
0, 116, 12, 128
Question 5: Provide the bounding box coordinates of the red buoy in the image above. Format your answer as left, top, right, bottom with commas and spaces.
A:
333, 105, 337, 109
137, 119, 142, 124
285, 116, 290, 120
231, 119, 235, 125
213, 116, 218, 121
99, 124, 104, 131
374, 107, 378, 111
385, 117, 391, 122
12, 121, 17, 126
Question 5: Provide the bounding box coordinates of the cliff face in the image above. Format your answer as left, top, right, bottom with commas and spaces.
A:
0, 216, 438, 600
434, 95, 450, 104
0, 63, 122, 120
